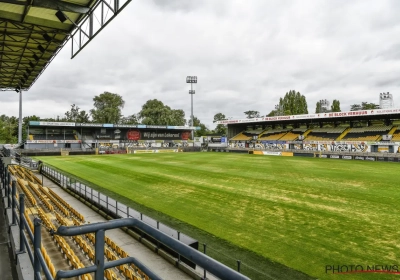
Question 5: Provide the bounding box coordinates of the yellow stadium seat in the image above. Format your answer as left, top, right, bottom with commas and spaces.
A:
121, 250, 127, 258
116, 246, 122, 257
105, 269, 112, 280
49, 263, 56, 278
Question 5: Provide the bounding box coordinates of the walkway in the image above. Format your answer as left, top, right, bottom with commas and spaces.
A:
42, 176, 191, 280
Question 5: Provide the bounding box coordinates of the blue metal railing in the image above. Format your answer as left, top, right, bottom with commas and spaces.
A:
1, 158, 251, 280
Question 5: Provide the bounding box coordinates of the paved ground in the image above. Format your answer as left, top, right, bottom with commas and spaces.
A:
43, 176, 192, 280
0, 189, 18, 280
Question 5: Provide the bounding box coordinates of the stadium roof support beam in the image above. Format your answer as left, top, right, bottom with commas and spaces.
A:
70, 0, 132, 58
0, 0, 132, 91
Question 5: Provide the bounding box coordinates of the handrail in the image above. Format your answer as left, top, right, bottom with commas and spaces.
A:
0, 159, 162, 280
56, 218, 250, 280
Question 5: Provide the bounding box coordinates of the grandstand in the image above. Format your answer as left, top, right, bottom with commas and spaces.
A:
217, 108, 400, 154
24, 121, 199, 151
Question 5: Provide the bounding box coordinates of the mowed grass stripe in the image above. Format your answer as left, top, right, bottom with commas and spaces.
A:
37, 153, 400, 280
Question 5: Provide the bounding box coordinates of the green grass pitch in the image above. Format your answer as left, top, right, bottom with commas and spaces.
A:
36, 153, 400, 280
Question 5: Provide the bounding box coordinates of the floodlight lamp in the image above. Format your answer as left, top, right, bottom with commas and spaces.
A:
55, 10, 67, 23
186, 76, 197, 83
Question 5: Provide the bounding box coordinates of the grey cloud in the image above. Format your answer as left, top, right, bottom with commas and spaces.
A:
3, 0, 398, 126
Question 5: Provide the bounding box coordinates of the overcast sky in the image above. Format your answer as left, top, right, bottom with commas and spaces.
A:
2, 0, 400, 129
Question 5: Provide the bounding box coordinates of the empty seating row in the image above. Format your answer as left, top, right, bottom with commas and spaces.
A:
291, 128, 308, 132
309, 127, 346, 133
27, 181, 54, 212
47, 188, 85, 221
55, 212, 70, 227
53, 235, 92, 280
37, 207, 56, 231
230, 132, 252, 141
37, 185, 70, 217
28, 171, 83, 221
82, 231, 144, 280
276, 132, 299, 141
31, 134, 76, 140
245, 129, 264, 134
349, 125, 392, 133
24, 211, 57, 278
259, 132, 287, 140
344, 135, 380, 141
392, 129, 400, 141
16, 178, 37, 206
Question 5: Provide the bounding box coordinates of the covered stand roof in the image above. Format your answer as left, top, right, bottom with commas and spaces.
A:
0, 0, 131, 91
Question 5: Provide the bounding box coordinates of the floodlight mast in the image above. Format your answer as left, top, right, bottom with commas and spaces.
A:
186, 76, 197, 140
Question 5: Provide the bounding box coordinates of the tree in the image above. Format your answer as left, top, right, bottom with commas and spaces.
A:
90, 92, 125, 123
277, 90, 308, 115
192, 116, 210, 137
315, 101, 322, 113
65, 104, 90, 123
350, 104, 362, 111
168, 109, 186, 126
22, 115, 41, 142
331, 100, 341, 112
361, 102, 379, 110
213, 113, 227, 135
138, 99, 185, 126
0, 115, 18, 143
119, 114, 139, 124
244, 111, 261, 119
350, 102, 379, 111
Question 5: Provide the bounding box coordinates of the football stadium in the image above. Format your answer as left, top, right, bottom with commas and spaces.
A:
2, 107, 400, 280
1, 1, 400, 280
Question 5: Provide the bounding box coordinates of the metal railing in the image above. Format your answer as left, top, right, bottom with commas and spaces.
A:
41, 164, 196, 245
1, 160, 52, 280
2, 159, 251, 280
55, 218, 249, 280
1, 159, 161, 280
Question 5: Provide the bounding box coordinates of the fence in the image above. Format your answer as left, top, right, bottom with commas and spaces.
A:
2, 160, 251, 280
40, 164, 271, 279
41, 164, 197, 246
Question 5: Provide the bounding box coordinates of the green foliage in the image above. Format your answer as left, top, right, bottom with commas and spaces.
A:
90, 92, 125, 123
138, 99, 185, 126
244, 110, 261, 118
213, 113, 227, 135
119, 114, 139, 124
0, 114, 18, 143
22, 115, 40, 141
350, 102, 379, 111
315, 101, 321, 113
361, 102, 379, 110
331, 99, 341, 112
38, 154, 400, 280
315, 99, 340, 113
278, 90, 308, 115
191, 116, 210, 136
64, 104, 90, 123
